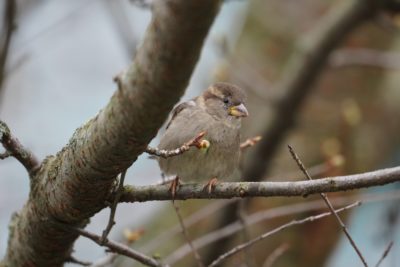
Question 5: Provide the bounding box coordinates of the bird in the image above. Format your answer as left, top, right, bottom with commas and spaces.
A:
157, 82, 248, 197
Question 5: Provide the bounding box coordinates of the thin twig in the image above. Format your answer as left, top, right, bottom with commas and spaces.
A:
0, 0, 17, 101
267, 154, 345, 181
207, 202, 361, 267
92, 228, 144, 267
117, 165, 400, 202
165, 190, 400, 265
145, 131, 206, 158
375, 241, 394, 267
330, 48, 400, 69
0, 120, 40, 175
0, 150, 11, 159
66, 256, 92, 266
101, 170, 127, 244
74, 227, 167, 267
240, 136, 262, 150
262, 243, 290, 267
172, 202, 205, 267
142, 200, 235, 253
237, 200, 256, 267
288, 145, 368, 267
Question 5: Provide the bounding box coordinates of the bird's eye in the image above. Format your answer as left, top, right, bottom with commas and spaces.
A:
223, 98, 230, 104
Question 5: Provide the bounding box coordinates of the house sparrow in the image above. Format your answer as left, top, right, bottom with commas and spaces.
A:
157, 82, 248, 195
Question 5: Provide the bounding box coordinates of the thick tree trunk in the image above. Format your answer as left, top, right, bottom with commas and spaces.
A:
1, 1, 221, 266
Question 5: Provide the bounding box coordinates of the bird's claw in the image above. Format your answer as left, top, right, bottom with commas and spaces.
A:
169, 176, 181, 202
205, 177, 218, 194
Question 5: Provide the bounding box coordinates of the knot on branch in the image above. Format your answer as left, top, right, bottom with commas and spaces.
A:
0, 120, 11, 141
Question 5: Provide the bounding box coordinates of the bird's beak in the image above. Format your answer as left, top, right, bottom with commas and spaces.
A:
229, 103, 249, 117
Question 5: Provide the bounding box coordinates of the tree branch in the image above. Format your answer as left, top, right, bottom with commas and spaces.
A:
145, 131, 206, 158
207, 202, 361, 267
100, 170, 127, 243
165, 190, 400, 265
74, 228, 166, 267
288, 145, 368, 267
375, 241, 393, 267
0, 120, 40, 175
172, 202, 205, 267
117, 166, 400, 202
0, 0, 16, 100
2, 1, 221, 266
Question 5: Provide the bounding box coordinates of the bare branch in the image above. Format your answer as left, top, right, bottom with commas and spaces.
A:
91, 228, 144, 267
330, 48, 400, 69
2, 1, 222, 266
262, 243, 290, 267
100, 170, 127, 244
0, 120, 40, 175
240, 136, 262, 150
74, 228, 167, 267
172, 202, 205, 267
237, 200, 257, 267
208, 202, 361, 267
288, 145, 368, 267
118, 166, 400, 202
375, 241, 394, 267
0, 150, 11, 159
268, 154, 345, 181
142, 200, 235, 253
66, 256, 91, 266
0, 0, 17, 100
165, 190, 400, 265
145, 131, 206, 158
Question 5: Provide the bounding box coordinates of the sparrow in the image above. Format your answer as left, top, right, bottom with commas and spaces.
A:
157, 82, 248, 195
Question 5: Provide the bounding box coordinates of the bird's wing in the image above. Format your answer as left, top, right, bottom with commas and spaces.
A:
160, 98, 206, 150
166, 99, 196, 129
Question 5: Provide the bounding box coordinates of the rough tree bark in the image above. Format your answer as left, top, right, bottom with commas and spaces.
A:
1, 1, 221, 266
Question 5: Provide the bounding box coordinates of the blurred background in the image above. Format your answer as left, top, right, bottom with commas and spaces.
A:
0, 0, 400, 266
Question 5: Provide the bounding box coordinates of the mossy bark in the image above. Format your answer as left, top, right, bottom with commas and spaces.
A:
1, 1, 221, 266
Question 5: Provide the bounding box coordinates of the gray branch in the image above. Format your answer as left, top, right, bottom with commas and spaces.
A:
117, 166, 400, 202
0, 120, 40, 175
1, 1, 221, 266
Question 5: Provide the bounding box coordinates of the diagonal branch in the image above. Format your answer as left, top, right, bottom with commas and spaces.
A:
2, 1, 222, 266
165, 190, 400, 265
207, 202, 361, 267
375, 241, 393, 267
145, 131, 206, 158
0, 120, 40, 175
117, 165, 400, 202
172, 202, 205, 267
74, 228, 167, 267
100, 170, 127, 244
288, 145, 368, 267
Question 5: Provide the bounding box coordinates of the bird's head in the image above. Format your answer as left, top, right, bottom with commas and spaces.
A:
202, 82, 248, 121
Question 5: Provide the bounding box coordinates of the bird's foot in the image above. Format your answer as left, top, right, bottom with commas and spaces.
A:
169, 176, 181, 202
204, 177, 218, 194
